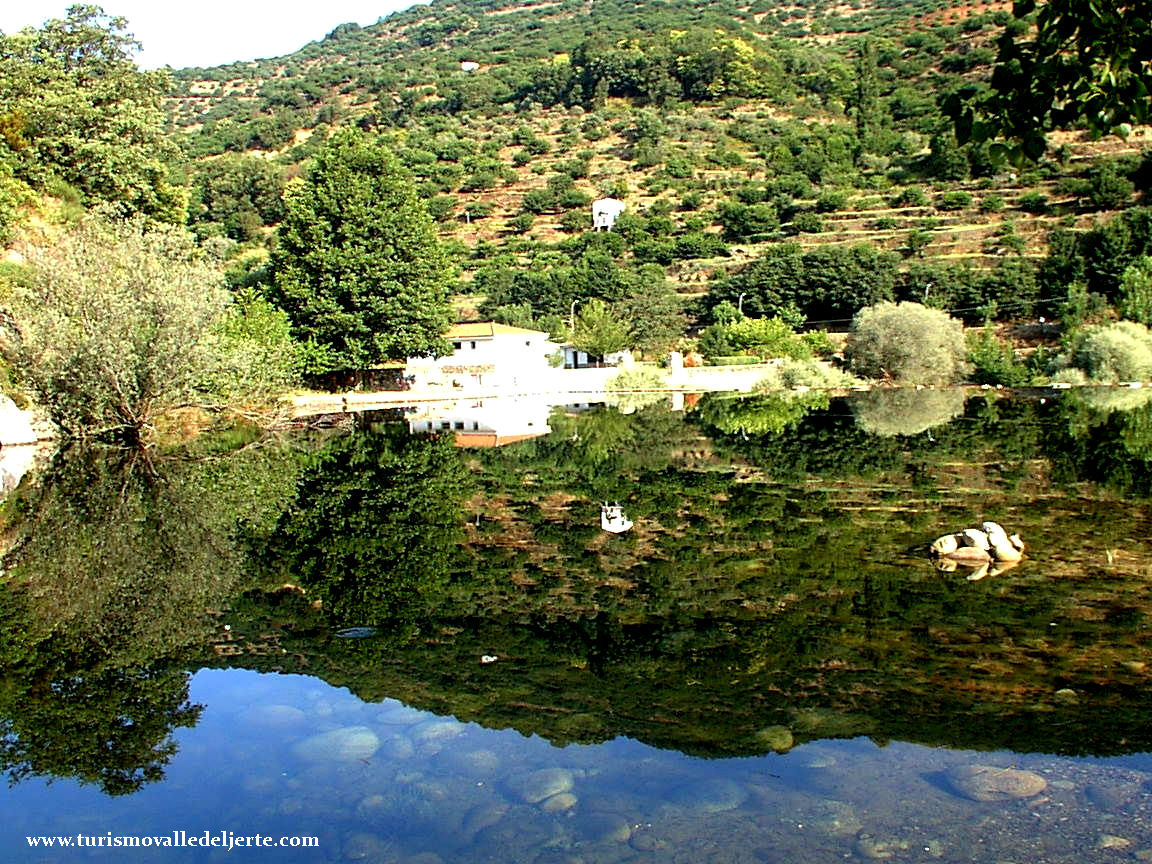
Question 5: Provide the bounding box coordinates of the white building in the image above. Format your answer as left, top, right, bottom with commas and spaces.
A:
459, 61, 480, 73
591, 197, 626, 230
405, 322, 561, 392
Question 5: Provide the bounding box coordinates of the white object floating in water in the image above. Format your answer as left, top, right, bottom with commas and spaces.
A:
601, 502, 633, 533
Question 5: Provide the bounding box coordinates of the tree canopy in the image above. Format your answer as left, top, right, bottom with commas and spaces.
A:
947, 0, 1152, 160
0, 5, 182, 220
270, 130, 453, 371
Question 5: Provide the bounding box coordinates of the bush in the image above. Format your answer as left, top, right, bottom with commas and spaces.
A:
938, 191, 972, 211
966, 324, 1031, 386
1065, 321, 1152, 383
846, 301, 967, 384
979, 194, 1005, 213
1017, 192, 1050, 214
1119, 257, 1152, 326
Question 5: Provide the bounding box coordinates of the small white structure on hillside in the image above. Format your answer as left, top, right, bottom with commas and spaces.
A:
459, 60, 480, 73
601, 502, 633, 533
592, 197, 626, 231
406, 322, 561, 392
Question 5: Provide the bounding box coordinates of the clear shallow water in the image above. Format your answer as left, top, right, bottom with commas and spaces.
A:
3, 391, 1152, 862
6, 667, 1152, 864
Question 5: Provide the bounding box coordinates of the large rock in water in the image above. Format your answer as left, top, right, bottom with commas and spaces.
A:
945, 765, 1047, 802
504, 768, 574, 804
292, 726, 380, 763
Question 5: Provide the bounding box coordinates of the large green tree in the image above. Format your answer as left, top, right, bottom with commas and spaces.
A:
0, 5, 182, 220
947, 0, 1152, 160
270, 130, 452, 371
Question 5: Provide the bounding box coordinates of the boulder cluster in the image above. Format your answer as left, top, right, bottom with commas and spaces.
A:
929, 521, 1025, 580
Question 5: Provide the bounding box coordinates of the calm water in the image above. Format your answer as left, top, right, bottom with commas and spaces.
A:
2, 389, 1152, 863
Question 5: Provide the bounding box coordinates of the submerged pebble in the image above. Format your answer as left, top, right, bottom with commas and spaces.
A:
668, 778, 748, 813
506, 768, 576, 804
292, 726, 380, 763
945, 765, 1047, 802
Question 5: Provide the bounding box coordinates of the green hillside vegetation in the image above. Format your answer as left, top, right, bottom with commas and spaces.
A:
164, 0, 1151, 346
0, 0, 1150, 431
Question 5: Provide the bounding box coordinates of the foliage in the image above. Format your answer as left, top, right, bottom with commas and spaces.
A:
201, 288, 304, 403
617, 268, 686, 354
947, 0, 1152, 160
1062, 320, 1152, 384
270, 130, 452, 370
256, 429, 469, 628
698, 316, 812, 361
0, 216, 232, 440
710, 244, 898, 324
846, 301, 967, 384
966, 323, 1032, 386
571, 298, 632, 357
189, 154, 284, 241
0, 5, 183, 220
1119, 257, 1152, 327
696, 391, 829, 437
850, 388, 967, 437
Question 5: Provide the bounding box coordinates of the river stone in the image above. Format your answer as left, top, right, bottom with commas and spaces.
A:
669, 778, 748, 813
946, 765, 1047, 802
441, 747, 501, 778
1086, 782, 1140, 810
630, 827, 670, 852
754, 725, 794, 752
506, 768, 575, 804
378, 733, 416, 760
412, 718, 464, 745
459, 802, 510, 841
540, 792, 578, 812
580, 811, 632, 844
342, 832, 395, 861
854, 833, 909, 860
293, 726, 380, 763
1098, 835, 1133, 850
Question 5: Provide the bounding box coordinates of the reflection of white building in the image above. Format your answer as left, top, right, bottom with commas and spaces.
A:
407, 398, 553, 447
591, 197, 626, 230
406, 323, 561, 393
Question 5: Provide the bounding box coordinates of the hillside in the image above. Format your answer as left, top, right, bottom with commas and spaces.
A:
163, 0, 1150, 337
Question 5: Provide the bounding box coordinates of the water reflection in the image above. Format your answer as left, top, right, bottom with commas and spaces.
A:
1, 391, 1151, 861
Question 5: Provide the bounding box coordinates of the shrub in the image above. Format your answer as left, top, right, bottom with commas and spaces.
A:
1119, 257, 1152, 326
791, 212, 824, 233
979, 194, 1005, 213
966, 324, 1031, 386
938, 191, 972, 211
1088, 163, 1135, 210
846, 301, 967, 384
1017, 192, 1050, 214
1065, 321, 1152, 383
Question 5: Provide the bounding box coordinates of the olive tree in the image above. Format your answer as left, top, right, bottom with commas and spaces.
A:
846, 301, 967, 385
1, 216, 297, 440
1064, 321, 1152, 384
